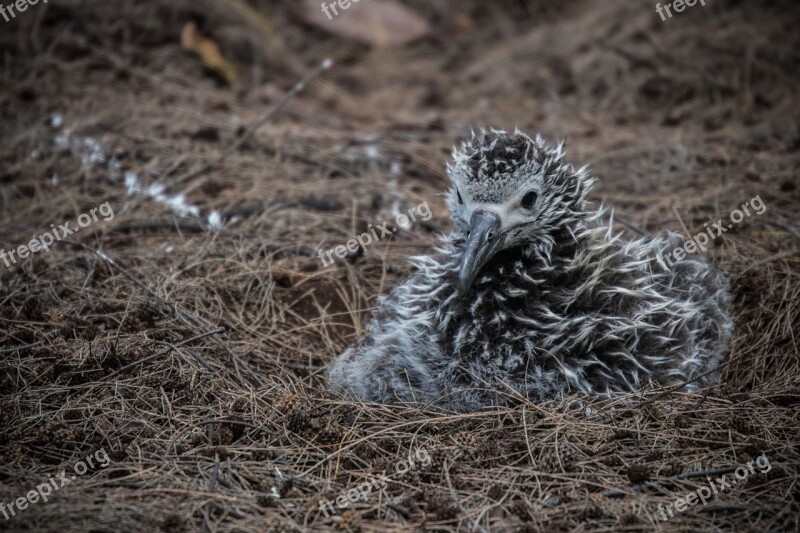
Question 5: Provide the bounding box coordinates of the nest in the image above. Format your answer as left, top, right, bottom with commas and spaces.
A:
0, 0, 798, 530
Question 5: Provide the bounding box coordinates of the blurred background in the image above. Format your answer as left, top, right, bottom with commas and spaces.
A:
0, 0, 798, 531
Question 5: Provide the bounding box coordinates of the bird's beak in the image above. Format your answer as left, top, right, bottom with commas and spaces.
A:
458, 209, 505, 296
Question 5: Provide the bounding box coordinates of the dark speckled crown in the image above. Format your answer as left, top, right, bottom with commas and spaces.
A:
464, 131, 539, 182
448, 129, 582, 204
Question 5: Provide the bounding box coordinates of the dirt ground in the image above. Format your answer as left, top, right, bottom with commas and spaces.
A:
0, 0, 799, 531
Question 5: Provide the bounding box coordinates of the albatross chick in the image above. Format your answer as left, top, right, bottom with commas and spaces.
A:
330, 129, 733, 412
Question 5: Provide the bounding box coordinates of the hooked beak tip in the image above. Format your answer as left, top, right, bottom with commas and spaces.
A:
457, 209, 504, 297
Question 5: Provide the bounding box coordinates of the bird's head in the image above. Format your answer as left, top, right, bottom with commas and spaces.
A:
445, 129, 594, 296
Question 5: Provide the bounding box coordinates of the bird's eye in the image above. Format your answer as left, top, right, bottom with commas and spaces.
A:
457, 189, 464, 205
521, 191, 538, 209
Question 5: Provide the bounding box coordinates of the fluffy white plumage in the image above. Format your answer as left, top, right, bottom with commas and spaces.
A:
330, 129, 733, 412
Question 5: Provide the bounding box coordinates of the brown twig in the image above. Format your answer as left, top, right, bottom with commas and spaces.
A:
603, 465, 740, 498
168, 58, 334, 185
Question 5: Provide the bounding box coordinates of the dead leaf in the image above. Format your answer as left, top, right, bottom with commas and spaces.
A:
450, 12, 474, 37
180, 22, 236, 85
302, 0, 429, 47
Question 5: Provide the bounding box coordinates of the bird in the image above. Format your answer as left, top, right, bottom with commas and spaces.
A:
329, 129, 733, 412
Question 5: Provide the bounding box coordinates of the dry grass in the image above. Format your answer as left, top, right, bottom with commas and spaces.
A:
0, 0, 799, 531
